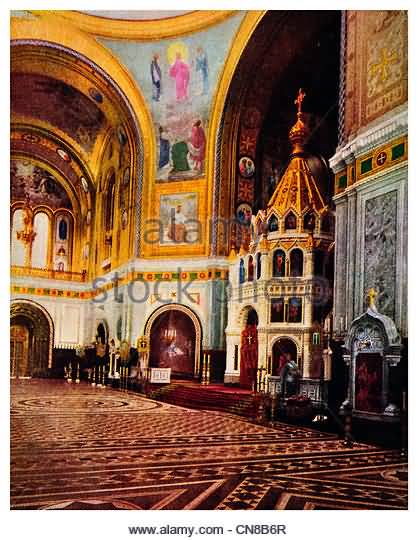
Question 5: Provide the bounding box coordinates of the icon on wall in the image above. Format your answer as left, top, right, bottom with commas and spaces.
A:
57, 148, 71, 162
236, 203, 253, 225
238, 156, 255, 178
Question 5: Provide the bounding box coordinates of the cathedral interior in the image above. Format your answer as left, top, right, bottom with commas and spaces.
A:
10, 10, 408, 512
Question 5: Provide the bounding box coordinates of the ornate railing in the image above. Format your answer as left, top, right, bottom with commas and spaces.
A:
11, 266, 87, 282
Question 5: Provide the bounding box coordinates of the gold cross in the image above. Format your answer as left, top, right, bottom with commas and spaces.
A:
369, 48, 398, 83
247, 335, 254, 345
294, 88, 306, 114
368, 288, 377, 308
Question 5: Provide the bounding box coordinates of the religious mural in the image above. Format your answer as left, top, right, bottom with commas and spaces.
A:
288, 298, 302, 323
149, 310, 196, 376
355, 353, 383, 413
11, 73, 105, 153
159, 192, 198, 244
271, 298, 285, 323
101, 13, 245, 181
11, 159, 72, 210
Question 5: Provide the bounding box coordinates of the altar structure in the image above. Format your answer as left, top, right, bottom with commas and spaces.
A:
225, 91, 334, 401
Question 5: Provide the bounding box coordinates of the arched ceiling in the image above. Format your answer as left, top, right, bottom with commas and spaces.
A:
218, 11, 341, 233
12, 72, 106, 154
11, 43, 139, 193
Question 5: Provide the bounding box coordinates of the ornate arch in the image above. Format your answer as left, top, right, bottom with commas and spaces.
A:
10, 299, 54, 371
11, 18, 150, 258
144, 304, 202, 376
270, 335, 301, 355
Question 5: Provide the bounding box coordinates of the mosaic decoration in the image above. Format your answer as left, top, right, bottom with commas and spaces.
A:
238, 180, 255, 202
344, 11, 407, 138
123, 167, 130, 186
10, 380, 407, 510
11, 268, 228, 302
11, 159, 72, 210
334, 136, 407, 195
238, 156, 255, 178
101, 13, 245, 181
236, 203, 252, 225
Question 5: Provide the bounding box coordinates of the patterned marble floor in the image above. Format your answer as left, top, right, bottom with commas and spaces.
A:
10, 379, 408, 510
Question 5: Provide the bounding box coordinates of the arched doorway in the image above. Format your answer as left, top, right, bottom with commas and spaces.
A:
272, 338, 299, 397
240, 308, 258, 389
146, 306, 201, 378
272, 338, 298, 375
10, 301, 53, 378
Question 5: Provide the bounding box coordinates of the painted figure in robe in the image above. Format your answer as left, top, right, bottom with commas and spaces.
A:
150, 54, 162, 102
189, 120, 206, 172
171, 140, 190, 173
195, 47, 209, 95
158, 126, 170, 169
169, 52, 190, 101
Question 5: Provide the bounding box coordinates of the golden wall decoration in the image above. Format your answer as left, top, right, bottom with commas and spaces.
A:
334, 135, 408, 195
11, 11, 265, 263
344, 10, 407, 140
135, 11, 264, 258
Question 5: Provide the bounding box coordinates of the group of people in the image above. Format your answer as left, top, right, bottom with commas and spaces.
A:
151, 47, 208, 177
158, 119, 206, 174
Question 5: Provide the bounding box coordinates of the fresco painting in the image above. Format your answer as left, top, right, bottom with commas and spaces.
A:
149, 309, 196, 377
11, 159, 72, 210
11, 73, 105, 153
159, 192, 198, 244
101, 13, 245, 181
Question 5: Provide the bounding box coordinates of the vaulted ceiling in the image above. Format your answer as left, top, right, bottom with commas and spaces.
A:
11, 42, 138, 200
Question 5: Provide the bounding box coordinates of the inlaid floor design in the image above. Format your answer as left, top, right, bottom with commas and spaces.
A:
11, 380, 407, 510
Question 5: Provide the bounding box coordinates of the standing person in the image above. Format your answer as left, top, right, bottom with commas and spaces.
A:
189, 120, 206, 172
150, 53, 162, 102
169, 52, 190, 101
195, 47, 208, 95
158, 126, 170, 169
